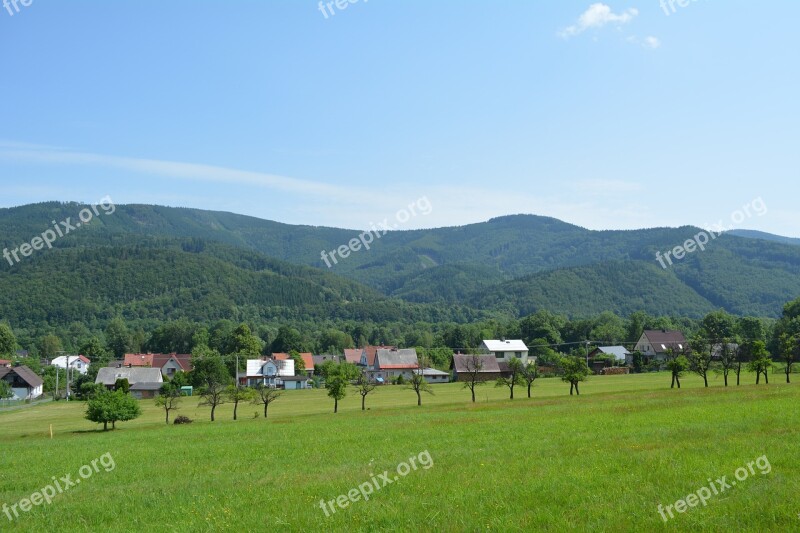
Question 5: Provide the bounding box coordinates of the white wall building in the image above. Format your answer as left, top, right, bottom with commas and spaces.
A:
51, 355, 91, 375
481, 340, 530, 364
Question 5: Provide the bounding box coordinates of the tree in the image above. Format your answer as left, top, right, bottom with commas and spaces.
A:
270, 325, 305, 354
155, 383, 182, 425
326, 371, 348, 414
715, 338, 737, 387
561, 356, 590, 396
0, 323, 17, 357
252, 384, 282, 418
199, 381, 227, 422
496, 357, 524, 399
520, 360, 539, 398
665, 352, 689, 389
289, 350, 306, 376
80, 337, 110, 366
105, 318, 131, 359
688, 339, 713, 388
114, 378, 130, 394
408, 355, 434, 406
748, 341, 772, 385
355, 374, 376, 411
226, 385, 255, 421
229, 324, 263, 356
39, 334, 63, 360
85, 389, 141, 431
779, 334, 798, 383
460, 354, 485, 403
193, 355, 231, 421
0, 380, 13, 402
190, 354, 231, 388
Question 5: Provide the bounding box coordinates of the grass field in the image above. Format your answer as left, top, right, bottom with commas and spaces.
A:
1, 372, 799, 531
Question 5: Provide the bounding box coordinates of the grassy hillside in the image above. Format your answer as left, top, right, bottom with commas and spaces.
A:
1, 374, 798, 531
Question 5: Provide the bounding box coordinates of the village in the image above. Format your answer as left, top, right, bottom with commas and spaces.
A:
1, 330, 697, 402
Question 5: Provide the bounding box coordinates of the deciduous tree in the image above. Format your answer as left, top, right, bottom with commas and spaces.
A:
155, 383, 182, 424
252, 384, 282, 418
460, 354, 485, 403
355, 374, 376, 411
496, 357, 524, 399
560, 356, 589, 396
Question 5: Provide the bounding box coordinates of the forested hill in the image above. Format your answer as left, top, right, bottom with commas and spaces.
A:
1, 202, 800, 320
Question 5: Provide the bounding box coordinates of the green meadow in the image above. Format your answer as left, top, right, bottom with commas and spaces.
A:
1, 372, 799, 532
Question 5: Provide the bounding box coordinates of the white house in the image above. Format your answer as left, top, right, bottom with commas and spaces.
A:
481, 340, 530, 364
0, 366, 43, 400
242, 358, 295, 388
51, 355, 91, 375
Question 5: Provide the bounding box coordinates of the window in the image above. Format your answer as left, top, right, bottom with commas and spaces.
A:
515, 352, 522, 358
495, 352, 504, 359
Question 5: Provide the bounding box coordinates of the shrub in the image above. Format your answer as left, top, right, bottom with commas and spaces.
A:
173, 415, 193, 425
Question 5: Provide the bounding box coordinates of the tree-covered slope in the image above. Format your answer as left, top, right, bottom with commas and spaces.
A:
2, 202, 800, 318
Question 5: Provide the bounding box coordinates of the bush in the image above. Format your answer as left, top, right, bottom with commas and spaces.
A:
173, 415, 193, 425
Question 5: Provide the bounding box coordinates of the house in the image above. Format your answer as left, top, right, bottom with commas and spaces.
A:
451, 354, 502, 382
272, 353, 315, 378
368, 348, 418, 383
343, 348, 364, 366
415, 367, 450, 384
242, 358, 295, 388
0, 365, 43, 400
151, 353, 193, 378
123, 353, 193, 378
95, 367, 163, 399
633, 330, 689, 362
588, 346, 630, 365
360, 345, 397, 369
51, 355, 91, 375
480, 340, 530, 364
0, 360, 10, 368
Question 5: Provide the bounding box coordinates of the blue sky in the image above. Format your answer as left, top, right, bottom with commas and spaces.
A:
0, 1, 798, 236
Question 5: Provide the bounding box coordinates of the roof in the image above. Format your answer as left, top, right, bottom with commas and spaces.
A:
96, 367, 163, 386
375, 349, 418, 369
0, 359, 10, 366
123, 353, 155, 367
0, 365, 43, 388
151, 353, 193, 372
343, 349, 363, 365
451, 354, 501, 373
641, 330, 688, 352
364, 346, 397, 367
592, 346, 630, 360
482, 339, 528, 352
419, 367, 449, 377
272, 353, 314, 371
313, 355, 341, 366
129, 382, 163, 391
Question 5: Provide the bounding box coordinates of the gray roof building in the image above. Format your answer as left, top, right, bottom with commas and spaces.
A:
96, 367, 163, 387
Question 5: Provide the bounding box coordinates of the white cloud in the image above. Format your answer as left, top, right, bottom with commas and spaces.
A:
559, 3, 639, 38
643, 36, 661, 49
